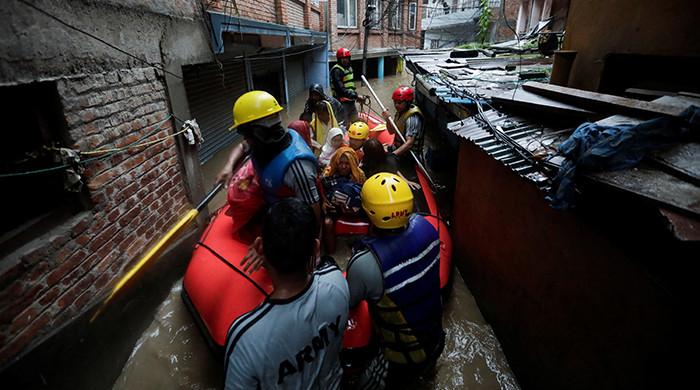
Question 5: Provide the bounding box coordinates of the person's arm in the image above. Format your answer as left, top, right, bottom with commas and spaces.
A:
392, 135, 415, 156
216, 142, 247, 184
381, 110, 400, 135
285, 159, 322, 226
299, 100, 313, 122
224, 343, 258, 390
391, 114, 422, 157
346, 250, 384, 308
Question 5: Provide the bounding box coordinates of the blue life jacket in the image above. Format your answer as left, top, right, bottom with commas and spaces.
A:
363, 214, 444, 365
254, 130, 317, 204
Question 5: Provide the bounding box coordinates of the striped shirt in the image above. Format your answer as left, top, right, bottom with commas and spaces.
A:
284, 159, 320, 205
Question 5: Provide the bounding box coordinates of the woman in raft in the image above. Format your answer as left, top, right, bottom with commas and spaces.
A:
320, 146, 366, 254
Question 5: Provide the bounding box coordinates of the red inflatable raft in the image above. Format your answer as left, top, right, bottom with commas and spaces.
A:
181, 118, 452, 363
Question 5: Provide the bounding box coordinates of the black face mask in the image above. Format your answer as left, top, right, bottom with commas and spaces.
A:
241, 123, 291, 165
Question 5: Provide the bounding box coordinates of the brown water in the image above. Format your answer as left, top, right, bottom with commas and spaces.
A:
114, 72, 520, 390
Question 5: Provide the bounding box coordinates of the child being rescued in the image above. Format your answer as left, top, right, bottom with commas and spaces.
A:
318, 127, 346, 169
321, 147, 366, 254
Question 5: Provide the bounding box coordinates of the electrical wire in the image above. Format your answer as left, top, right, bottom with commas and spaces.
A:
16, 0, 182, 80
1, 114, 183, 177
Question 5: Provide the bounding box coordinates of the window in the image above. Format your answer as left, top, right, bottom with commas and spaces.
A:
0, 82, 89, 257
368, 0, 382, 29
337, 0, 357, 28
409, 2, 417, 30
390, 0, 404, 30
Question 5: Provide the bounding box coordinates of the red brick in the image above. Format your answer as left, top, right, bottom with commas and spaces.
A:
71, 288, 95, 311
0, 311, 51, 365
75, 233, 91, 247
93, 272, 114, 291
90, 189, 107, 205
106, 208, 121, 223
9, 307, 38, 334
0, 283, 43, 324
53, 242, 78, 264
87, 218, 107, 236
70, 215, 91, 237
25, 262, 50, 283
37, 285, 62, 306
88, 225, 119, 252
46, 252, 85, 287
87, 168, 119, 190
117, 205, 141, 228
56, 283, 83, 311
20, 245, 47, 266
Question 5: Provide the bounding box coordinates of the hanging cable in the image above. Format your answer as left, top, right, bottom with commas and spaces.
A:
16, 0, 182, 80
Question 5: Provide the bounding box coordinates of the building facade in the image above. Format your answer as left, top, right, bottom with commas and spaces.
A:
327, 0, 424, 78
0, 0, 327, 382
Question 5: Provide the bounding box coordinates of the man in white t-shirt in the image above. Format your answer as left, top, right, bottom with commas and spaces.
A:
224, 199, 350, 389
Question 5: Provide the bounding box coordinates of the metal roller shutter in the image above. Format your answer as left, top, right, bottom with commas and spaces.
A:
182, 61, 247, 164
249, 55, 284, 104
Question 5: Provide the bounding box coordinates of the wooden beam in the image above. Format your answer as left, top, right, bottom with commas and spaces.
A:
522, 81, 688, 118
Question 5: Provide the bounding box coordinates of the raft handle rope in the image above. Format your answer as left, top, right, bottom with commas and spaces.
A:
195, 242, 270, 298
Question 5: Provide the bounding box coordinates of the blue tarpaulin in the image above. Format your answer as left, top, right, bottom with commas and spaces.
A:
548, 105, 700, 209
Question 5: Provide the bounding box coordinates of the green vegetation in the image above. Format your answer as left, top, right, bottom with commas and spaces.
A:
457, 42, 487, 49
477, 0, 492, 44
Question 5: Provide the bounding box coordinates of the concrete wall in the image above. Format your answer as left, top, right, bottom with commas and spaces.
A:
451, 139, 683, 389
0, 0, 213, 367
562, 0, 700, 91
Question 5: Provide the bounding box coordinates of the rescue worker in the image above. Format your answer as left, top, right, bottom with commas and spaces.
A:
347, 121, 370, 161
346, 172, 444, 387
300, 83, 343, 126
381, 86, 425, 172
224, 199, 349, 389
216, 90, 322, 228
331, 47, 367, 125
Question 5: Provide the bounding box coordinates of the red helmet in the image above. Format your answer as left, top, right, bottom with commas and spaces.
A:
336, 47, 351, 59
392, 86, 414, 102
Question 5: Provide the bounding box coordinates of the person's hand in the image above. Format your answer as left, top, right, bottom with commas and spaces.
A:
216, 167, 232, 185
241, 239, 265, 274
381, 109, 390, 120
407, 180, 421, 190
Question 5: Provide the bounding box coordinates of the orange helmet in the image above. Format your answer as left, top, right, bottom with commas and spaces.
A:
336, 47, 351, 59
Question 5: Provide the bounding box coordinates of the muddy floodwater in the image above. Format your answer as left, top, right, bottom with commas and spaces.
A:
114, 72, 520, 389
115, 272, 518, 390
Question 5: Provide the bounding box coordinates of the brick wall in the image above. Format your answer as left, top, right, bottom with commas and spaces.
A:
0, 66, 190, 365
492, 0, 520, 42
211, 0, 278, 24
209, 1, 324, 31
329, 0, 423, 51
288, 1, 306, 27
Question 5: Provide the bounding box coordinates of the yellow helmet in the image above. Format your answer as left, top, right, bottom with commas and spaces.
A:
230, 90, 283, 130
361, 172, 414, 229
348, 121, 370, 140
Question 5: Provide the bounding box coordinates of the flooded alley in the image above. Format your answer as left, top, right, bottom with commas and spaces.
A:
113, 73, 520, 389
3, 1, 688, 388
